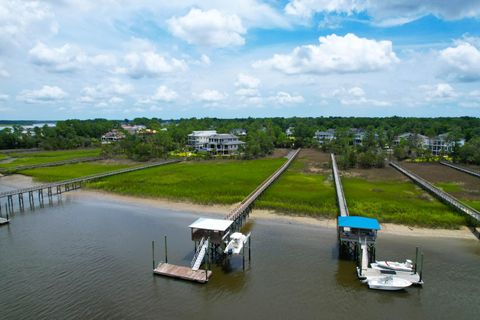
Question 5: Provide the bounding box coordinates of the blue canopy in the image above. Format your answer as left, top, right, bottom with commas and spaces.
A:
338, 216, 381, 230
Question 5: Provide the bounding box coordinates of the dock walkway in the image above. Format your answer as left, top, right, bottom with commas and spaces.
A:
0, 156, 104, 174
439, 161, 480, 179
390, 161, 480, 222
154, 263, 212, 283
331, 153, 349, 217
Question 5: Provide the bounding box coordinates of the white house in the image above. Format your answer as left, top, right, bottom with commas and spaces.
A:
188, 130, 244, 155
313, 129, 335, 144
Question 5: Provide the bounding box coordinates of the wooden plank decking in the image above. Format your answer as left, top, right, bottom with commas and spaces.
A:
153, 263, 212, 283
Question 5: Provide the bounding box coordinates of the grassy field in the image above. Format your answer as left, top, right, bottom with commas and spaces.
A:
0, 149, 101, 169
342, 173, 470, 228
256, 150, 337, 216
19, 162, 133, 182
87, 158, 286, 205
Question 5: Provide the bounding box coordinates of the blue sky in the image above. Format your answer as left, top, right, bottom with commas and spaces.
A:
1, 0, 480, 120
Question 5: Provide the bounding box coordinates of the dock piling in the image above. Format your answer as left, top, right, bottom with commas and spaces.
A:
152, 240, 155, 270
164, 235, 168, 264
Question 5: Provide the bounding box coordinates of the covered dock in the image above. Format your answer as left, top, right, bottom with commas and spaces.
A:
338, 216, 381, 262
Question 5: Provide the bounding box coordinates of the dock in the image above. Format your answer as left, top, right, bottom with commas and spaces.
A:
439, 161, 480, 179
0, 156, 104, 174
390, 161, 480, 222
153, 263, 212, 283
0, 159, 180, 216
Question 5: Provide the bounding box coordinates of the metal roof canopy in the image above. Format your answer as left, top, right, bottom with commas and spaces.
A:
338, 216, 381, 230
189, 218, 233, 232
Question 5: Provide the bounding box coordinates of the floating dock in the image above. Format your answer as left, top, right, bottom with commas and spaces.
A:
0, 217, 9, 225
153, 263, 212, 283
357, 267, 423, 285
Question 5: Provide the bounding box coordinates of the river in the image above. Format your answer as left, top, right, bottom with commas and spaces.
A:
0, 192, 479, 319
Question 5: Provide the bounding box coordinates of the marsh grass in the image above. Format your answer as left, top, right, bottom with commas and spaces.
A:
0, 149, 101, 169
343, 177, 469, 228
20, 162, 132, 182
256, 157, 337, 216
87, 158, 286, 205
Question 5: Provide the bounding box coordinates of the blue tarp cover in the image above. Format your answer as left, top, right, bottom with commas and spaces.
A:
338, 216, 381, 230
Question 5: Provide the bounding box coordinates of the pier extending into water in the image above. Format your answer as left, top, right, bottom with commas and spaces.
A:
389, 161, 480, 223
153, 149, 301, 283
439, 161, 480, 179
0, 159, 180, 218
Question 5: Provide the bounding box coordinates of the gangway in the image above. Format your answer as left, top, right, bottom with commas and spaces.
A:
191, 237, 209, 271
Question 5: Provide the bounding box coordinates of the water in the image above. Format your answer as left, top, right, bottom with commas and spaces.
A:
0, 194, 479, 319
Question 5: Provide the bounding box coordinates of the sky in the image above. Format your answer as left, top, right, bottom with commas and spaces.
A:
1, 0, 480, 120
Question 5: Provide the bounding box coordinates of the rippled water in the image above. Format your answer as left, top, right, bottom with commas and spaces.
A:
0, 193, 479, 319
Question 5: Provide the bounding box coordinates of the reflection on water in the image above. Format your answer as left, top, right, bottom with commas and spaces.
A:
0, 193, 479, 319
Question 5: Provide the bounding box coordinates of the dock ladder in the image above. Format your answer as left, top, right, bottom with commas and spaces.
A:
191, 237, 209, 271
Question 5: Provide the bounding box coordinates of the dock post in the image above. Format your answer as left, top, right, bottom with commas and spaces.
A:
19, 193, 24, 212
419, 253, 424, 282
164, 235, 168, 264
29, 191, 34, 210
414, 247, 419, 272
248, 236, 251, 262
242, 247, 245, 271
152, 240, 155, 270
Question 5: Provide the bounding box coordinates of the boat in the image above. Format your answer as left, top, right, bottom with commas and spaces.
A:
224, 232, 246, 255
372, 259, 414, 272
368, 276, 412, 291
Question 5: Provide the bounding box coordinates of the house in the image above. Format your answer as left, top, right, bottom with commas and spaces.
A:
101, 129, 125, 144
188, 130, 218, 151
394, 133, 429, 149
313, 129, 335, 144
350, 128, 365, 146
121, 124, 147, 135
427, 133, 465, 155
286, 127, 294, 137
188, 130, 244, 156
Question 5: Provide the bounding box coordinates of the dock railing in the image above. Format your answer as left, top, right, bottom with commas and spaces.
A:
226, 148, 300, 222
331, 153, 349, 217
390, 161, 480, 222
439, 161, 480, 179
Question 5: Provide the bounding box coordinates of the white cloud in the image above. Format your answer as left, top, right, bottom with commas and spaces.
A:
0, 1, 56, 50
439, 42, 480, 82
200, 54, 211, 65
29, 42, 85, 72
152, 85, 178, 102
269, 92, 305, 105
18, 85, 67, 103
253, 33, 398, 75
330, 86, 391, 106
421, 83, 457, 101
167, 9, 246, 48
80, 78, 133, 104
348, 86, 365, 97
121, 51, 187, 78
284, 0, 480, 25
196, 89, 227, 102
0, 68, 9, 77
235, 73, 261, 97
0, 94, 9, 101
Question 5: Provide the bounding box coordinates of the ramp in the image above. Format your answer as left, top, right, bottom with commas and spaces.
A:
191, 238, 209, 271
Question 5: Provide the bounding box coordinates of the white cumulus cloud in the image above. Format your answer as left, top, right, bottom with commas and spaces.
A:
18, 85, 67, 103
421, 83, 457, 101
269, 92, 305, 105
167, 9, 246, 48
235, 73, 261, 97
0, 94, 9, 101
197, 89, 227, 102
121, 51, 187, 79
439, 42, 480, 82
152, 85, 178, 102
80, 78, 133, 105
29, 42, 85, 72
253, 33, 398, 75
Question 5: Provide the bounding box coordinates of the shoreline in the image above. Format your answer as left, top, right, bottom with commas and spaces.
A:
73, 189, 476, 240
1, 173, 476, 240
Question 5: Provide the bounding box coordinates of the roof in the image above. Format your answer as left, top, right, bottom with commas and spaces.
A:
188, 218, 233, 232
209, 133, 238, 139
338, 216, 381, 230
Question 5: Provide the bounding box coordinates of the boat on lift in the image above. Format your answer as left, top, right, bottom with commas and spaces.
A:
224, 232, 246, 255
368, 276, 412, 291
372, 259, 414, 272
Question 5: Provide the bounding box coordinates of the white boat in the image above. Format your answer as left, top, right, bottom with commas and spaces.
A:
224, 232, 246, 255
368, 276, 412, 291
373, 259, 414, 272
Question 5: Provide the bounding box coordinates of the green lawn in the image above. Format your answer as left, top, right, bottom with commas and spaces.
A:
343, 177, 470, 228
20, 162, 132, 182
87, 158, 286, 205
435, 182, 463, 193
0, 149, 101, 169
256, 157, 337, 217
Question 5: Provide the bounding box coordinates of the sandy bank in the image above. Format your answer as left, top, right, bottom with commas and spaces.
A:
72, 189, 476, 240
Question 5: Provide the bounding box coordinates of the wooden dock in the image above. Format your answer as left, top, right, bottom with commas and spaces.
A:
331, 153, 349, 217
390, 161, 480, 223
153, 263, 212, 283
439, 161, 480, 179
